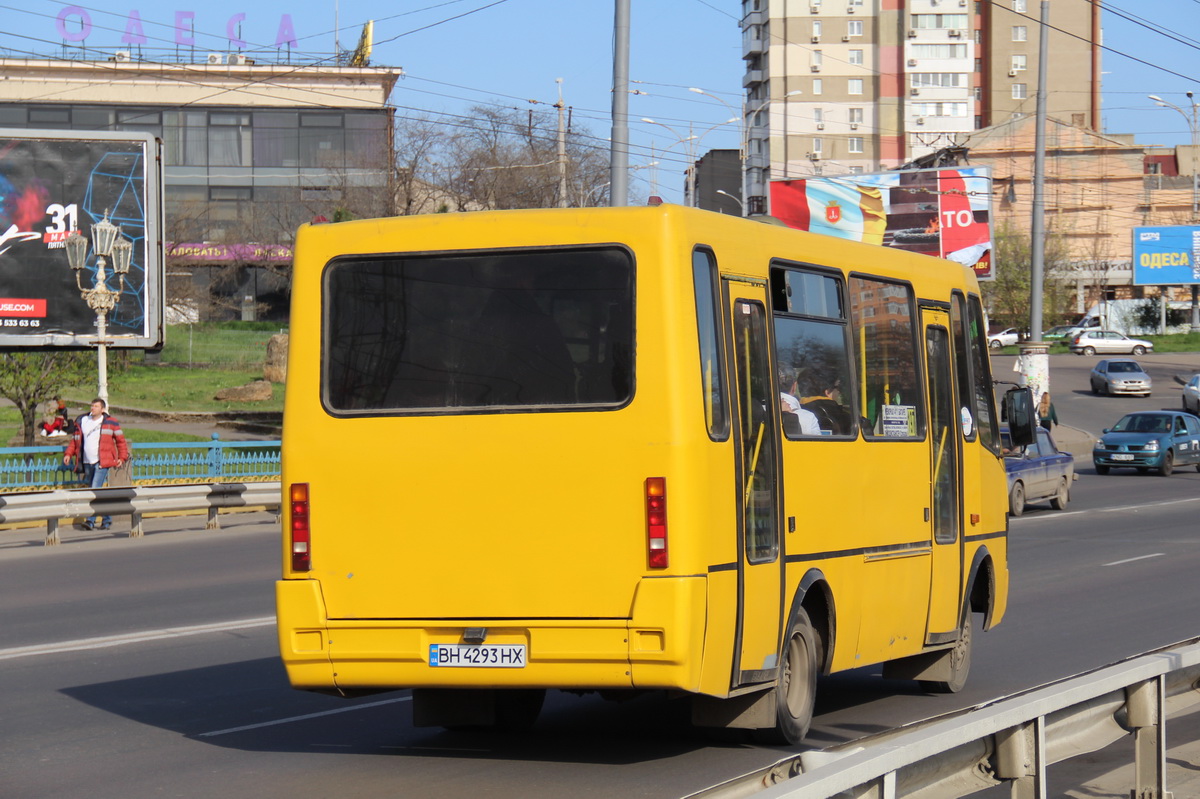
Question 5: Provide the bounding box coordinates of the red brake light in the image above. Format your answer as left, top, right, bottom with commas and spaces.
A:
290, 482, 311, 572
646, 477, 667, 569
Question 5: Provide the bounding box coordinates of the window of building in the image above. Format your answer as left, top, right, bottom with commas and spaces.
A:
812, 50, 823, 68
812, 78, 823, 95
849, 49, 864, 65
345, 113, 389, 167
813, 107, 824, 123
1013, 0, 1027, 11
29, 108, 70, 128
911, 13, 969, 29
299, 113, 346, 168
813, 20, 822, 38
849, 107, 864, 124
252, 111, 300, 168
848, 137, 863, 153
911, 73, 968, 88
911, 44, 968, 58
848, 20, 863, 37
849, 166, 865, 174
1012, 25, 1027, 41
73, 107, 115, 130
812, 137, 823, 154
1011, 54, 1027, 72
912, 102, 969, 117
849, 78, 863, 95
164, 111, 208, 167
209, 111, 253, 167
1012, 84, 1027, 99
848, 0, 863, 6
209, 186, 253, 201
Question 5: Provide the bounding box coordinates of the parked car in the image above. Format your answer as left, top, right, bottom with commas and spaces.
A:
1183, 374, 1200, 415
1001, 426, 1074, 516
1089, 359, 1152, 397
988, 327, 1020, 349
1069, 330, 1153, 356
1092, 411, 1200, 476
1042, 325, 1075, 341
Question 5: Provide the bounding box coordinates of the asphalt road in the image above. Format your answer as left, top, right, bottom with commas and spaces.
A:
3, 362, 1200, 797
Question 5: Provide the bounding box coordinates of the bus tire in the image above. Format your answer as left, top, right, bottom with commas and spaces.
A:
920, 613, 972, 694
756, 608, 818, 745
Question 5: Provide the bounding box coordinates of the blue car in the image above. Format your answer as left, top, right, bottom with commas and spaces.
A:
1001, 426, 1075, 516
1093, 411, 1200, 476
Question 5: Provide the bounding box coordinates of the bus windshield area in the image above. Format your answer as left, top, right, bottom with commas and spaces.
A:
323, 247, 634, 413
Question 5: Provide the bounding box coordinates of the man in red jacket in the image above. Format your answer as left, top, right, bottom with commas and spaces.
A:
63, 398, 130, 530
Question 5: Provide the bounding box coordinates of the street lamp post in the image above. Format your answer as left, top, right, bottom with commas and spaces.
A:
1148, 92, 1200, 332
641, 117, 737, 207
715, 189, 744, 214
64, 211, 133, 403
690, 87, 747, 215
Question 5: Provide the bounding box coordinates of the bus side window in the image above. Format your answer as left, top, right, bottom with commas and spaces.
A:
771, 266, 857, 438
692, 249, 729, 439
848, 276, 924, 439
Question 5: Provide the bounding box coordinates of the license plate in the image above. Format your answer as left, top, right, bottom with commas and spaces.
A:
428, 644, 526, 668
1112, 453, 1134, 461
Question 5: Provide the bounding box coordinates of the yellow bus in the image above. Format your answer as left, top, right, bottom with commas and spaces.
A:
276, 204, 1033, 744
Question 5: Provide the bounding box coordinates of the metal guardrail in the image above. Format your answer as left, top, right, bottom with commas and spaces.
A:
0, 435, 280, 490
0, 480, 282, 545
696, 641, 1200, 799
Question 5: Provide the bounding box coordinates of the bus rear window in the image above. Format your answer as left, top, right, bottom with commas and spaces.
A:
323, 247, 634, 413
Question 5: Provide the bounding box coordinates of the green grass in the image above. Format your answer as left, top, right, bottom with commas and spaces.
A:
158, 323, 286, 369
65, 365, 284, 414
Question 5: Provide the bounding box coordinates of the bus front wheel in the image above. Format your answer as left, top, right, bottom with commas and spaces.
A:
756, 608, 818, 745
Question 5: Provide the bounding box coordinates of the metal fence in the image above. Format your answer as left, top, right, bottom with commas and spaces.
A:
0, 435, 280, 490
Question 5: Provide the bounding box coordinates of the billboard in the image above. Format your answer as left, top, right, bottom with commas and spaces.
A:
0, 129, 164, 348
1131, 226, 1200, 286
769, 166, 994, 280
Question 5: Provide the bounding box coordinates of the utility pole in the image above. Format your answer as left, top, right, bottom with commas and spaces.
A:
1018, 0, 1051, 404
609, 0, 630, 206
556, 78, 568, 208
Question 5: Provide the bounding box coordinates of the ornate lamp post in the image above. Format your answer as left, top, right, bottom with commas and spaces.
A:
64, 211, 133, 403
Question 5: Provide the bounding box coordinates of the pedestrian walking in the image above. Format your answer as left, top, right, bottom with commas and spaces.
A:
1038, 392, 1059, 432
63, 398, 130, 530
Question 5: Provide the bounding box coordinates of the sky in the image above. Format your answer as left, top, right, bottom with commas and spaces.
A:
0, 0, 1198, 204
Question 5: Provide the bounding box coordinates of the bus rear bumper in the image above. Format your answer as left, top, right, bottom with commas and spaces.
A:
276, 576, 707, 693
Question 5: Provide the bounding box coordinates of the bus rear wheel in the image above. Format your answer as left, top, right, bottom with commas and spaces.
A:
920, 613, 972, 694
756, 608, 818, 745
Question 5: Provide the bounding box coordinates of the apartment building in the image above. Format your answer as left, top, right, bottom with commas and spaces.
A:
740, 0, 1100, 214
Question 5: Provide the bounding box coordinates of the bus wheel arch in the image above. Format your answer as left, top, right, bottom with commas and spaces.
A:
791, 569, 835, 675
967, 547, 998, 632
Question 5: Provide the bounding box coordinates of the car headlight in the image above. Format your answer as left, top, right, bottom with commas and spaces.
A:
1145, 439, 1160, 451
1093, 439, 1105, 449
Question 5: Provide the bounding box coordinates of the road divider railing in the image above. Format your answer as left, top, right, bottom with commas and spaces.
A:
0, 481, 282, 545
695, 639, 1200, 799
0, 436, 280, 491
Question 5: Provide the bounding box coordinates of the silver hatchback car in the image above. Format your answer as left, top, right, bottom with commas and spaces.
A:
1090, 359, 1152, 397
1069, 330, 1153, 356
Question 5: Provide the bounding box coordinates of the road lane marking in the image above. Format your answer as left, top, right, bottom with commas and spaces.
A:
1104, 553, 1165, 567
1013, 496, 1200, 521
0, 616, 275, 661
199, 696, 412, 737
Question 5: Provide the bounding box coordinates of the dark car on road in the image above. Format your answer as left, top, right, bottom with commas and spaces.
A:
1092, 411, 1200, 476
1001, 426, 1075, 516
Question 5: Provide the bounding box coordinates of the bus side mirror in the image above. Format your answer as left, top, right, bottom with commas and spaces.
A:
1005, 387, 1036, 448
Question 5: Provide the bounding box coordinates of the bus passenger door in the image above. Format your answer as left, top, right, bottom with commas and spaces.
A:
923, 312, 964, 638
725, 287, 784, 687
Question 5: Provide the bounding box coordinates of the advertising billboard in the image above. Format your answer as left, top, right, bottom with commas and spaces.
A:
0, 129, 164, 348
769, 166, 994, 280
1131, 226, 1200, 286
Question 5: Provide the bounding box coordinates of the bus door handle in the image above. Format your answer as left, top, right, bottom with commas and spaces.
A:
924, 508, 930, 522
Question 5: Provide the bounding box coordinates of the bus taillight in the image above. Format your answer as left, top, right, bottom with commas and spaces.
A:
290, 482, 311, 572
646, 477, 667, 569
